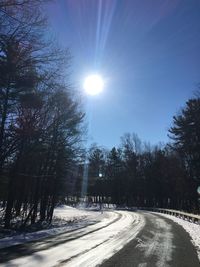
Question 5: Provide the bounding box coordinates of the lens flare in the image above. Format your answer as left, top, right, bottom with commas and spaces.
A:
197, 186, 200, 195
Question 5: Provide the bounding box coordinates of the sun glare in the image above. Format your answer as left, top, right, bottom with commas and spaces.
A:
84, 74, 104, 95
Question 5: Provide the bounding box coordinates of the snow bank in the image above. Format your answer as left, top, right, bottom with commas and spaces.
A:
54, 205, 97, 221
0, 205, 107, 249
155, 212, 200, 261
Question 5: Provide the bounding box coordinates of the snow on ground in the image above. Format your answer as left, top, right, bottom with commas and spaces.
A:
0, 205, 109, 249
155, 212, 200, 261
54, 204, 101, 222
2, 211, 144, 267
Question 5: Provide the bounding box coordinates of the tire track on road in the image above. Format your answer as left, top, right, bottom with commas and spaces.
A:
0, 211, 121, 264
0, 211, 144, 267
63, 211, 144, 267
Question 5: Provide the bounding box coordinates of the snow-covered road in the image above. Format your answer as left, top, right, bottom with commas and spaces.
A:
0, 210, 145, 267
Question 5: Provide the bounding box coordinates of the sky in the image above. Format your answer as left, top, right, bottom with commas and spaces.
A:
46, 0, 200, 148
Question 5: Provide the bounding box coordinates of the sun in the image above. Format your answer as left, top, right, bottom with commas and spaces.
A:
83, 74, 104, 95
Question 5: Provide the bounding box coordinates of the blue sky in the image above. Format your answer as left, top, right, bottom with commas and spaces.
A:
46, 0, 200, 148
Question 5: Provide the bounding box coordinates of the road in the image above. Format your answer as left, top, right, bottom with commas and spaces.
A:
0, 211, 199, 267
101, 212, 200, 267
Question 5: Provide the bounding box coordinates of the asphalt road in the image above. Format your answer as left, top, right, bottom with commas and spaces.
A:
101, 211, 200, 267
0, 211, 199, 267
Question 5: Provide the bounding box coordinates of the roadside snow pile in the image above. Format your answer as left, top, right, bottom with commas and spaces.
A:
0, 205, 107, 249
53, 204, 97, 222
157, 212, 200, 261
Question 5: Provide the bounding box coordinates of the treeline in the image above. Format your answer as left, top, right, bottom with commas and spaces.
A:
0, 1, 84, 228
77, 95, 200, 212
0, 1, 199, 230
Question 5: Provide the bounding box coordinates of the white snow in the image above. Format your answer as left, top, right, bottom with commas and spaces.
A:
0, 211, 145, 267
53, 204, 101, 221
154, 212, 200, 261
0, 205, 108, 249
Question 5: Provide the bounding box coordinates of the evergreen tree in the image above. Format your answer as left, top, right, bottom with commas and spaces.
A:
169, 97, 200, 182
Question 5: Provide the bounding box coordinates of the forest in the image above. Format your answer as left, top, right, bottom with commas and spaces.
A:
0, 0, 200, 230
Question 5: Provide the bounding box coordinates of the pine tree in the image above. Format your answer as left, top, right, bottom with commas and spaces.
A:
169, 97, 200, 182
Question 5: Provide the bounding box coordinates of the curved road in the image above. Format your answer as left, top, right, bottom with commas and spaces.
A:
0, 211, 199, 267
101, 211, 200, 267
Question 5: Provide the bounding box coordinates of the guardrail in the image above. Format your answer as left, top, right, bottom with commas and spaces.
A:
138, 207, 200, 224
